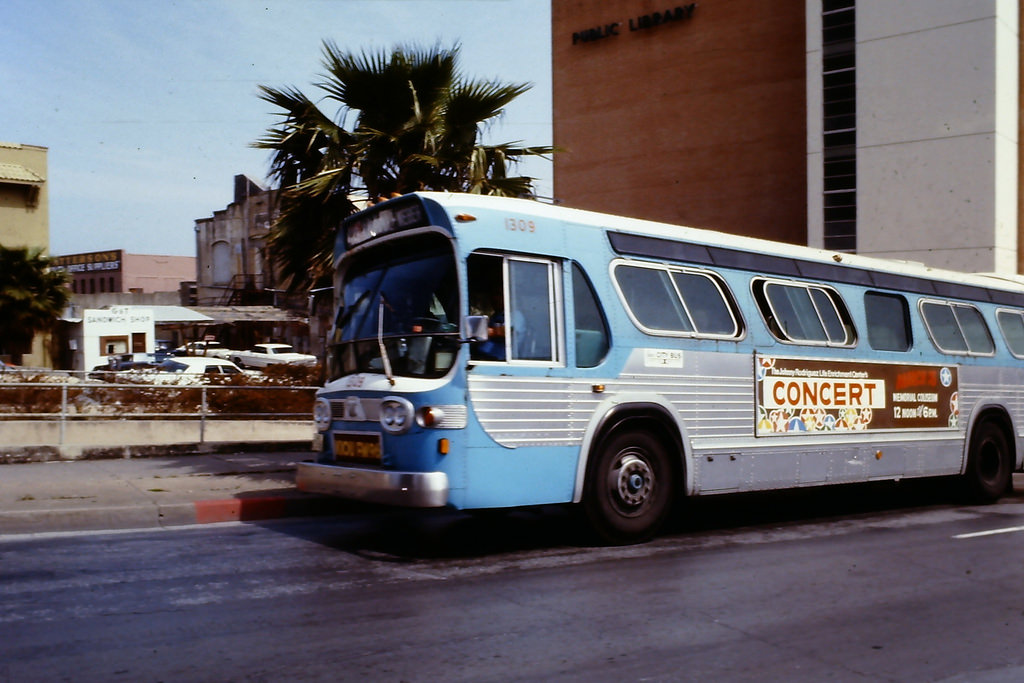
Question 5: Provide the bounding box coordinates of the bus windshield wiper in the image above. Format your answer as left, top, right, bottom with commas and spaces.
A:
378, 294, 395, 386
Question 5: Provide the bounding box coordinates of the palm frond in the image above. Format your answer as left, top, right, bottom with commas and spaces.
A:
254, 41, 555, 292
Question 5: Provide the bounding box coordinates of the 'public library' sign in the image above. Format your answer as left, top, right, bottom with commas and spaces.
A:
571, 4, 696, 45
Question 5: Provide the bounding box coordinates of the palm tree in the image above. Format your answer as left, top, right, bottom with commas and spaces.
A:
0, 245, 70, 365
255, 42, 553, 291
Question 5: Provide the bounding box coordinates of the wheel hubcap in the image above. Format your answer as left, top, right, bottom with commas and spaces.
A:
611, 452, 654, 510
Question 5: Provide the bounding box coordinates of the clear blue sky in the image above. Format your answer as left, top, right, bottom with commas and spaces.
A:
0, 0, 552, 257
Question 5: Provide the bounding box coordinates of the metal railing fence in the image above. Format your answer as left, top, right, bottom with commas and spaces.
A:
0, 373, 317, 446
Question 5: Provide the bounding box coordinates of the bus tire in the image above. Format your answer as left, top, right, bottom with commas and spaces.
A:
583, 430, 675, 544
962, 419, 1013, 503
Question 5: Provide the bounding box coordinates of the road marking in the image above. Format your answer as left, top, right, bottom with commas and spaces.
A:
953, 525, 1024, 539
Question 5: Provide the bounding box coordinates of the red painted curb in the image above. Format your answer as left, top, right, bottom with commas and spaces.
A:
194, 496, 290, 524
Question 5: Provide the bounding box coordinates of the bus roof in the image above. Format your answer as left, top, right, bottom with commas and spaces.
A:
411, 191, 1024, 301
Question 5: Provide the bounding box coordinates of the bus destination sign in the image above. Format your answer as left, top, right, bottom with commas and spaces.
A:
756, 356, 958, 435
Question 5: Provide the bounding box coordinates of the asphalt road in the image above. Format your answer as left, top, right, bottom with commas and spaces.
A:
3, 482, 1024, 682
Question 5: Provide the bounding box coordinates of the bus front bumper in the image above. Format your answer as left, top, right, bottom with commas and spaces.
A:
296, 461, 448, 508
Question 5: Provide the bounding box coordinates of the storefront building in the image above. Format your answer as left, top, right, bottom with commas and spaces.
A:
66, 306, 155, 372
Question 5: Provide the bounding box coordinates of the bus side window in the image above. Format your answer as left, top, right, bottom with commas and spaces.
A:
921, 300, 994, 355
671, 270, 741, 337
612, 262, 741, 339
996, 309, 1024, 357
572, 263, 610, 367
864, 291, 911, 351
956, 305, 995, 354
753, 279, 856, 347
615, 265, 690, 331
509, 259, 557, 361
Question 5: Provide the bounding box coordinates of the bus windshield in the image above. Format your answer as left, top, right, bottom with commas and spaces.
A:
328, 234, 460, 381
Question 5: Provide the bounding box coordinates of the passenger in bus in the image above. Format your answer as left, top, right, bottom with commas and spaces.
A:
472, 288, 507, 360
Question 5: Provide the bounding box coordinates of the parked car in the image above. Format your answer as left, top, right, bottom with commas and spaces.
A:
153, 340, 176, 362
133, 357, 248, 384
173, 341, 232, 358
230, 343, 316, 368
108, 352, 158, 370
88, 352, 159, 379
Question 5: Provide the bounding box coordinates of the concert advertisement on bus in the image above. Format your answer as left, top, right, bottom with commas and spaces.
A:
756, 355, 959, 435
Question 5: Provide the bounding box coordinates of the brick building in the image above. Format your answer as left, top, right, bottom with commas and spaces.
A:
552, 1, 1022, 274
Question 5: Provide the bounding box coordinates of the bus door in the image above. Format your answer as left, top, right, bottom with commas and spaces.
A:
463, 251, 583, 507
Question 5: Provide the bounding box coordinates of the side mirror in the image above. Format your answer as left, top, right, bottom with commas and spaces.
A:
462, 315, 489, 342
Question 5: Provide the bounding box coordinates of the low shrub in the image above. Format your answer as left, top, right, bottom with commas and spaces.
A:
0, 369, 318, 418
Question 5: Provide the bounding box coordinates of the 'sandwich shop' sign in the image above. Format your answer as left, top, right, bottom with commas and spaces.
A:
756, 355, 958, 435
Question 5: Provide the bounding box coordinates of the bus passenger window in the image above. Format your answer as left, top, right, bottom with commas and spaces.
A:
920, 300, 994, 355
615, 265, 690, 332
572, 263, 610, 367
509, 259, 557, 361
957, 305, 995, 354
864, 292, 911, 351
997, 309, 1024, 357
671, 271, 740, 336
754, 279, 855, 346
613, 262, 741, 339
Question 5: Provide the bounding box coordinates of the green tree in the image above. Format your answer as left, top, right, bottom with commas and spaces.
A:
255, 42, 553, 291
0, 245, 70, 365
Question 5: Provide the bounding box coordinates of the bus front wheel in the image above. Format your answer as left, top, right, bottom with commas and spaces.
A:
963, 419, 1013, 503
583, 430, 675, 544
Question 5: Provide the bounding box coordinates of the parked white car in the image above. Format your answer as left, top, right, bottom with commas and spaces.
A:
230, 343, 317, 368
174, 341, 233, 358
141, 357, 247, 384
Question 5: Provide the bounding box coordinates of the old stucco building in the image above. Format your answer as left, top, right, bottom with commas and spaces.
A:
193, 175, 278, 305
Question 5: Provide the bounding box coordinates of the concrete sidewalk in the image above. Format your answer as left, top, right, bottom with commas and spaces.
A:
0, 450, 342, 536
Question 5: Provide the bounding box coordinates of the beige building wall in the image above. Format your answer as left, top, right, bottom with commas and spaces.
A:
0, 142, 51, 367
551, 0, 808, 245
0, 142, 48, 250
122, 253, 196, 293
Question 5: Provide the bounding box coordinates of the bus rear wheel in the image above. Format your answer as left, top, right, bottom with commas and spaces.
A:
962, 419, 1013, 503
584, 430, 675, 544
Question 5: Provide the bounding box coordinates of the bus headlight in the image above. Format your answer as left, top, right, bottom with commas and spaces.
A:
380, 396, 414, 434
313, 398, 333, 433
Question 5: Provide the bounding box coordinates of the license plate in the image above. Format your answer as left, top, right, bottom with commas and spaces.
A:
334, 432, 382, 463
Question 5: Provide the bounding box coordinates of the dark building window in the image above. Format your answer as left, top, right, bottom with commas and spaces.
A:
823, 0, 856, 251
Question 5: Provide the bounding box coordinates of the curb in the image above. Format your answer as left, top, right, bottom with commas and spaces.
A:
193, 495, 343, 524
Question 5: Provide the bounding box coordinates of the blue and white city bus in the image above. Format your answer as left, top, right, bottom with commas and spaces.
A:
297, 192, 1024, 542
